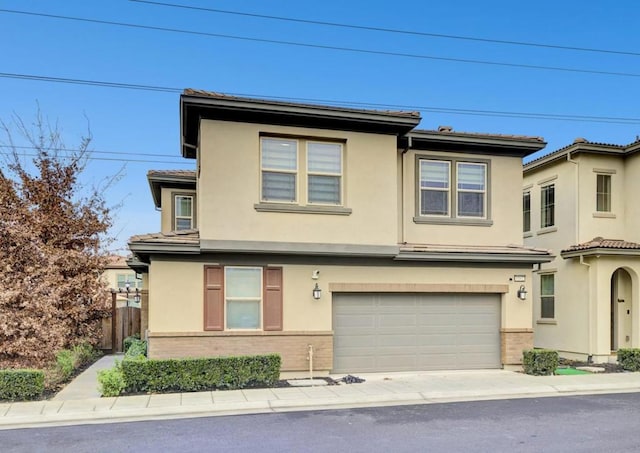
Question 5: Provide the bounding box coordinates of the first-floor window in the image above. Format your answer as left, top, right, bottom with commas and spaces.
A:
225, 267, 262, 329
540, 274, 555, 319
117, 273, 141, 289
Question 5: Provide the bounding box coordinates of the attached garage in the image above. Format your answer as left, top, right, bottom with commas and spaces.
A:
332, 293, 501, 373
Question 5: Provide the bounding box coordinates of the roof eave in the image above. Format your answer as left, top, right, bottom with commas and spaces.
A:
406, 131, 546, 157
180, 94, 421, 158
524, 144, 627, 173
561, 248, 640, 259
147, 174, 197, 209
395, 251, 555, 264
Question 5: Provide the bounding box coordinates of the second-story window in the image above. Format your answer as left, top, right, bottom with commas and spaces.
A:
307, 142, 342, 205
596, 174, 611, 212
175, 195, 193, 230
540, 184, 555, 228
523, 191, 531, 233
260, 136, 344, 207
418, 158, 488, 219
261, 138, 298, 203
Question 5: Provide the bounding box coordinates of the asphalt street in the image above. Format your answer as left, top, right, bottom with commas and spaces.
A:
5, 393, 640, 452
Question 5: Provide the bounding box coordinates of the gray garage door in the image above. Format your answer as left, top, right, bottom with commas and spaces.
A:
333, 293, 501, 373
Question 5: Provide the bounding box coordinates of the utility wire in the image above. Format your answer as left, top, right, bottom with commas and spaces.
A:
2, 72, 640, 125
2, 8, 640, 78
0, 150, 192, 165
8, 144, 179, 158
130, 0, 640, 58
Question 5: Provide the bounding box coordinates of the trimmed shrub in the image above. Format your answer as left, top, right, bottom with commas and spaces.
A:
0, 370, 45, 401
98, 362, 126, 397
123, 334, 141, 353
124, 339, 147, 360
72, 342, 101, 366
55, 350, 75, 381
523, 349, 559, 376
618, 348, 640, 371
121, 354, 281, 393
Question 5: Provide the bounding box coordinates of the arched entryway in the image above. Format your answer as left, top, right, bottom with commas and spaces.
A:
611, 268, 633, 351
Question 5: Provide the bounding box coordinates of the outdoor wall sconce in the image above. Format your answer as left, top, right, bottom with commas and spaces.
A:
312, 283, 322, 300
517, 285, 528, 300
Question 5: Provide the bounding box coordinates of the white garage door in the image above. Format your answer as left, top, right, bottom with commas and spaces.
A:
333, 293, 501, 373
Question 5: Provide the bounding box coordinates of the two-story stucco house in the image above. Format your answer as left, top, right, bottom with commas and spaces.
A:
523, 138, 640, 363
128, 89, 552, 374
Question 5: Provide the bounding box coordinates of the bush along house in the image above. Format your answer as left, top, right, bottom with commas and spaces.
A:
128, 89, 553, 374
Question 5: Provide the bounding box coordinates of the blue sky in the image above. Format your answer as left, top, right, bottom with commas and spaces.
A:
1, 1, 639, 252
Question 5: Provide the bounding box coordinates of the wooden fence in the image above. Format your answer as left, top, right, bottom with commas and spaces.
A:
100, 291, 142, 353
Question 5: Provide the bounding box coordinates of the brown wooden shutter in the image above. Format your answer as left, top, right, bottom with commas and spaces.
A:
204, 265, 224, 331
263, 267, 283, 331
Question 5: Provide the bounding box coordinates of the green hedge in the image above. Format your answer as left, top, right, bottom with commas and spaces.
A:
120, 354, 281, 393
97, 362, 126, 397
523, 349, 559, 376
123, 334, 141, 353
124, 339, 147, 360
618, 348, 640, 371
0, 370, 45, 401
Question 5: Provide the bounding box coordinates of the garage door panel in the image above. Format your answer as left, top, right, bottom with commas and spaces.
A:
333, 293, 500, 373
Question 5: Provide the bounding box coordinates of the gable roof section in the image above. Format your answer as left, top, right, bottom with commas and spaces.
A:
524, 138, 640, 174
561, 237, 640, 258
147, 169, 197, 208
404, 128, 546, 157
181, 89, 422, 158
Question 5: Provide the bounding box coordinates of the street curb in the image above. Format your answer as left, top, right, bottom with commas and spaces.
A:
3, 385, 640, 430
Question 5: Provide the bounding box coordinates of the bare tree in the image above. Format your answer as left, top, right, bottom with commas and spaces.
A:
0, 109, 113, 368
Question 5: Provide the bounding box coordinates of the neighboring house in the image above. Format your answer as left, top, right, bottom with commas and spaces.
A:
128, 89, 552, 374
523, 137, 640, 363
104, 255, 142, 308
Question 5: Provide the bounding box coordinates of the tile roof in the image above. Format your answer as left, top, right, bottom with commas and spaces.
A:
105, 255, 129, 268
129, 229, 200, 245
182, 88, 421, 118
562, 237, 640, 253
412, 128, 545, 143
147, 169, 196, 179
399, 243, 551, 255
525, 137, 640, 168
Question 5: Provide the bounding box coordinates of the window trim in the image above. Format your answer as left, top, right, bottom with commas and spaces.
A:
258, 135, 348, 211
414, 154, 492, 225
224, 266, 263, 331
523, 190, 531, 233
540, 184, 555, 229
539, 273, 556, 320
306, 140, 343, 206
260, 137, 299, 204
172, 192, 196, 231
595, 173, 612, 213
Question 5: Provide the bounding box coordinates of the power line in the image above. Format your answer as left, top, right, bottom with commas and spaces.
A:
9, 144, 179, 158
0, 150, 192, 165
2, 8, 640, 79
130, 0, 640, 58
2, 71, 640, 125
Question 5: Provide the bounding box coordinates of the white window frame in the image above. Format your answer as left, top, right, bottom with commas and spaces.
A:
596, 174, 612, 213
540, 273, 555, 319
456, 162, 487, 219
419, 159, 451, 217
523, 191, 531, 233
224, 266, 263, 331
306, 141, 343, 206
260, 137, 299, 204
540, 184, 555, 228
174, 195, 194, 230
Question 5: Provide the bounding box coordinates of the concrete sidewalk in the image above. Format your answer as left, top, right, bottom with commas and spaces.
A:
2, 361, 640, 430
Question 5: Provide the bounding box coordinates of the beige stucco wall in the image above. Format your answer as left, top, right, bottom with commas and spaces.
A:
403, 150, 525, 246
148, 257, 533, 333
197, 120, 399, 246
624, 153, 640, 242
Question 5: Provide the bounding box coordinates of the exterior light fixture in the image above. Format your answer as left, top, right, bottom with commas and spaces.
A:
517, 285, 527, 300
312, 283, 322, 300
134, 288, 141, 304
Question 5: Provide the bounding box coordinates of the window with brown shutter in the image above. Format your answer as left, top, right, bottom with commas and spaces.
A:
203, 265, 283, 331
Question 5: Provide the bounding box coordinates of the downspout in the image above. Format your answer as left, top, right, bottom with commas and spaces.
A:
400, 135, 412, 245
566, 151, 579, 244
580, 254, 593, 362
